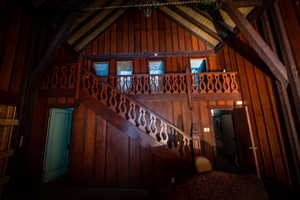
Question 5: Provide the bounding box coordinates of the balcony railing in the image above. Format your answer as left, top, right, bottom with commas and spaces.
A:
41, 63, 240, 97
102, 72, 239, 95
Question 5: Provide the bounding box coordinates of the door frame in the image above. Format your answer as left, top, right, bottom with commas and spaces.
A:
42, 106, 74, 182
209, 104, 261, 178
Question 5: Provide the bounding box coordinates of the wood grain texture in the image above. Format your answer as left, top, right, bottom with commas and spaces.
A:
81, 9, 212, 72
68, 104, 190, 188
216, 36, 291, 184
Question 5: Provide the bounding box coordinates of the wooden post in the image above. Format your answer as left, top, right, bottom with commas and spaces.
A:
75, 57, 82, 101
276, 81, 300, 184
272, 2, 300, 127
222, 0, 289, 85
186, 66, 193, 110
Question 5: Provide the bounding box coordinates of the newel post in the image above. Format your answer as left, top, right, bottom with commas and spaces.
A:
75, 56, 83, 101
186, 66, 193, 110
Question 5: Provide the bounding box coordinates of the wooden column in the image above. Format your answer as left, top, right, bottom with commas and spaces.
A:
222, 1, 289, 84
223, 0, 300, 184
260, 3, 300, 184
276, 82, 300, 183
186, 66, 193, 110
272, 2, 300, 128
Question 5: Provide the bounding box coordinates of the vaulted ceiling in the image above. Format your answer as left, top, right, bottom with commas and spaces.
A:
32, 0, 261, 52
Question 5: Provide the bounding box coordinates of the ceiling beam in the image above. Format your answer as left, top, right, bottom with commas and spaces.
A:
222, 1, 289, 84
68, 0, 123, 45
73, 8, 127, 51
159, 6, 220, 48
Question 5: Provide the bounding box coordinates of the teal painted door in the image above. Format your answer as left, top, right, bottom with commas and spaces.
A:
43, 108, 73, 183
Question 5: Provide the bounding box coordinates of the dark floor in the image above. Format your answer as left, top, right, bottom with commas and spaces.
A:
7, 179, 151, 200
5, 172, 300, 200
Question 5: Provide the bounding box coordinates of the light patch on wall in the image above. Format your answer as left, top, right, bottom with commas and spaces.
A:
236, 100, 243, 105
203, 127, 210, 133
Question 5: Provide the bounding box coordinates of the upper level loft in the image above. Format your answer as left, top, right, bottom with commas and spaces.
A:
41, 57, 241, 102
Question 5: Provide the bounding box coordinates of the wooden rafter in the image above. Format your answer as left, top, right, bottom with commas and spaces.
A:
68, 0, 123, 45
159, 6, 220, 47
73, 8, 127, 51
222, 1, 289, 83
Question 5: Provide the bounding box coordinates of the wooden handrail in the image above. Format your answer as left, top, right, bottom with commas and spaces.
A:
81, 68, 187, 138
40, 63, 241, 158
81, 68, 192, 157
41, 63, 240, 96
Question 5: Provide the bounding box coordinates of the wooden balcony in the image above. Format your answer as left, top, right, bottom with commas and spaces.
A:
40, 63, 241, 101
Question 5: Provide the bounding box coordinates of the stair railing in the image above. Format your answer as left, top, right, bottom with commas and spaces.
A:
81, 68, 192, 157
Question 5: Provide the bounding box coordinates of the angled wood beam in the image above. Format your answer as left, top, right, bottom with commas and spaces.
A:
69, 0, 110, 32
68, 0, 123, 45
273, 2, 300, 127
73, 8, 127, 51
159, 6, 220, 48
222, 1, 289, 84
174, 6, 222, 40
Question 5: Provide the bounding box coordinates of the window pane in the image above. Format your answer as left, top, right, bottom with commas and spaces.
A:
94, 62, 109, 76
190, 58, 206, 73
117, 61, 133, 91
117, 61, 133, 75
149, 61, 164, 74
149, 61, 164, 92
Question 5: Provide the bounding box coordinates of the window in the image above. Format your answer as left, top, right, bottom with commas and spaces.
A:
190, 58, 207, 73
117, 61, 133, 91
94, 62, 109, 76
149, 60, 164, 91
190, 58, 207, 89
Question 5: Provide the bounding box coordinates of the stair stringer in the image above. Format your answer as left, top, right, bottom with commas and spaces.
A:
79, 69, 193, 164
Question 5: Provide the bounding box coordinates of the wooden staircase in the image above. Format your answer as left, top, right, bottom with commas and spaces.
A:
79, 68, 193, 161
41, 63, 193, 162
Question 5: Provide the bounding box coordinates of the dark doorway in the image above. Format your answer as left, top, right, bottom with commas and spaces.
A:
43, 108, 73, 183
212, 108, 257, 174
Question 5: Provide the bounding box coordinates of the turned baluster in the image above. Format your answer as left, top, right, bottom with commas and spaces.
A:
213, 73, 221, 93
100, 84, 108, 104
159, 122, 169, 144
109, 89, 118, 112
164, 75, 171, 94
191, 74, 198, 94
148, 114, 158, 136
180, 75, 186, 94
118, 95, 127, 117
231, 73, 239, 93
137, 75, 141, 94
222, 73, 230, 93
200, 74, 206, 94
137, 107, 147, 132
143, 76, 150, 94
207, 74, 215, 93
128, 102, 137, 125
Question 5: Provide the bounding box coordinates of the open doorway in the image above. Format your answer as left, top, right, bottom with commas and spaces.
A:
212, 107, 257, 175
43, 108, 73, 183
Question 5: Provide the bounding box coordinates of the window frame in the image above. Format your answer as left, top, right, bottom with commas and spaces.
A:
189, 57, 208, 73
116, 60, 134, 91
93, 61, 110, 76
148, 60, 165, 92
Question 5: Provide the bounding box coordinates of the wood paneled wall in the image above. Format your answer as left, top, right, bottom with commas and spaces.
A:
81, 9, 214, 74
69, 104, 186, 187
216, 35, 291, 184
24, 3, 293, 187
0, 3, 67, 105
0, 7, 33, 99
